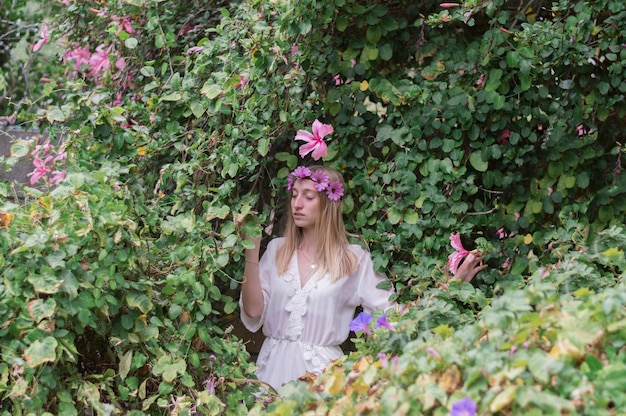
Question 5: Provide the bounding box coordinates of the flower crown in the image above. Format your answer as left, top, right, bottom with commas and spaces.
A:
287, 119, 344, 201
287, 166, 344, 201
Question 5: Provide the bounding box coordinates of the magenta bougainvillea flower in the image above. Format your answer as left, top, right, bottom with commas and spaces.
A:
349, 311, 372, 335
448, 232, 470, 275
450, 397, 477, 416
294, 119, 333, 160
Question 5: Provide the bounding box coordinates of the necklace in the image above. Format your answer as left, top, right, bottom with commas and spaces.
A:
298, 248, 319, 270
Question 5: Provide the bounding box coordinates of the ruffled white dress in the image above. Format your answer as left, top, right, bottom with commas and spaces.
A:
239, 237, 394, 391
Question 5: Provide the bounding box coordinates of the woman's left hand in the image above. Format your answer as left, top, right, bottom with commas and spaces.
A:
454, 251, 488, 283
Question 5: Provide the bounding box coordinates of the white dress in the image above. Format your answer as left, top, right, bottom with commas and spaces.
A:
239, 237, 394, 391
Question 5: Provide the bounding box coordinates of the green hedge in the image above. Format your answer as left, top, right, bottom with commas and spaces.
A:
0, 0, 624, 413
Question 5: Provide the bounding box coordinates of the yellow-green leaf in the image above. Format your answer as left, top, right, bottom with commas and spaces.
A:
24, 337, 58, 368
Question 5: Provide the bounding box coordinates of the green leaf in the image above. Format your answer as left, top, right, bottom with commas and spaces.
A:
404, 209, 419, 224
469, 152, 488, 172
201, 81, 223, 99
125, 37, 138, 49
27, 272, 62, 294
10, 140, 30, 157
126, 292, 153, 314
24, 337, 58, 368
336, 15, 349, 31
366, 26, 382, 44
119, 350, 133, 381
388, 207, 402, 225
548, 161, 563, 178
519, 73, 532, 91
190, 100, 206, 118
485, 69, 503, 91
598, 205, 614, 223
155, 355, 186, 382
27, 298, 56, 323
161, 92, 182, 102
506, 51, 519, 68
489, 385, 517, 412
140, 66, 155, 77
258, 137, 269, 156
46, 106, 69, 122
493, 93, 505, 110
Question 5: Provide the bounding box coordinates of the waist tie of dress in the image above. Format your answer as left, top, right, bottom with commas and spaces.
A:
265, 336, 342, 373
265, 336, 339, 347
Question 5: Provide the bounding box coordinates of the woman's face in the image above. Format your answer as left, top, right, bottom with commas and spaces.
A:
291, 179, 320, 230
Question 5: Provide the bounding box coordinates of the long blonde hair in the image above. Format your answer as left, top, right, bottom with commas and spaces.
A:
275, 165, 357, 281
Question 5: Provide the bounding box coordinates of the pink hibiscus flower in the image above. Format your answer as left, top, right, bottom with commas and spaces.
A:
294, 119, 333, 160
31, 25, 49, 52
448, 232, 470, 275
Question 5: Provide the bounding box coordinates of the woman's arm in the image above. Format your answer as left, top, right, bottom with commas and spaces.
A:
241, 235, 265, 319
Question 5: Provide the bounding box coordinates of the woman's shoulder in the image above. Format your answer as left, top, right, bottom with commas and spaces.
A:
266, 237, 285, 251
348, 242, 370, 258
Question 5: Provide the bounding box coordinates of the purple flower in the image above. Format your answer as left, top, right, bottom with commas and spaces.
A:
311, 170, 329, 191
326, 181, 344, 201
375, 311, 395, 331
292, 166, 311, 179
349, 311, 372, 334
450, 397, 477, 416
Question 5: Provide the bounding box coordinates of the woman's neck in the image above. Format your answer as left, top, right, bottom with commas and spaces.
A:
298, 229, 319, 253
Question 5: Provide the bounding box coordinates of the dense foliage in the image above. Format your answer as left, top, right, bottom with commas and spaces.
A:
0, 0, 625, 414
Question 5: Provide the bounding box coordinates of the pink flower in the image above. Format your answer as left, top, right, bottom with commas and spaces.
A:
65, 46, 92, 70
111, 15, 134, 35
294, 119, 332, 160
28, 165, 48, 185
50, 170, 66, 185
234, 74, 249, 90
326, 181, 344, 201
502, 257, 511, 269
292, 166, 311, 179
31, 25, 49, 52
88, 45, 111, 78
115, 57, 127, 70
448, 232, 470, 275
440, 2, 458, 7
427, 348, 440, 358
311, 171, 329, 191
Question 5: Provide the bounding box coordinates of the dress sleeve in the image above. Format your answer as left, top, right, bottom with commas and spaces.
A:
238, 239, 276, 333
353, 246, 395, 314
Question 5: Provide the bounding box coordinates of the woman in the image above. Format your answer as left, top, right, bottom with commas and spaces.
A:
240, 165, 485, 392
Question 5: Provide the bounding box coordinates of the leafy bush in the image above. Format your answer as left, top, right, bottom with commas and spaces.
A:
256, 226, 626, 414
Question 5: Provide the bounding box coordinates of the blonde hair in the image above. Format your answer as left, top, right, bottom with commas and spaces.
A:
276, 165, 357, 281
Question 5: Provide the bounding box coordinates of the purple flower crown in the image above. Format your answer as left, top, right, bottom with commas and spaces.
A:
287, 166, 344, 201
